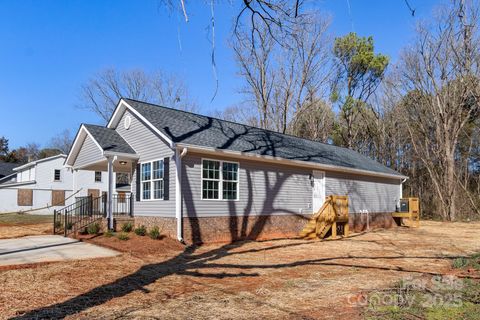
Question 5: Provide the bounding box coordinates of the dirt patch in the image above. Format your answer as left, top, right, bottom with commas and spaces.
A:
0, 221, 479, 319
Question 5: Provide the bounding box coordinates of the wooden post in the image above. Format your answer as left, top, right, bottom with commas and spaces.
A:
332, 221, 337, 239
344, 222, 349, 237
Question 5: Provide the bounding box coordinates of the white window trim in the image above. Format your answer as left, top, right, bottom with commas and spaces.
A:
139, 158, 165, 201
53, 169, 61, 182
94, 171, 103, 183
201, 158, 240, 201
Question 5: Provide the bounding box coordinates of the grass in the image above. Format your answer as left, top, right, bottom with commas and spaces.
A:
453, 253, 480, 270
0, 213, 53, 225
365, 252, 480, 320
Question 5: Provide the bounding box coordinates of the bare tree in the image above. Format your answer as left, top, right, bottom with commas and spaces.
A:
290, 99, 334, 142
234, 11, 332, 133
396, 0, 480, 220
80, 68, 197, 122
274, 13, 332, 134
49, 129, 74, 154
234, 25, 275, 130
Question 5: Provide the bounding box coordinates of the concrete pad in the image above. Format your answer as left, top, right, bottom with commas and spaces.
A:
0, 235, 119, 266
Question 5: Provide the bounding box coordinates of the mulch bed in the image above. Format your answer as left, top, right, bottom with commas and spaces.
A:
84, 232, 185, 257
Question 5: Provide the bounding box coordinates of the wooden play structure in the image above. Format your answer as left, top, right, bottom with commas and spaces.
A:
300, 195, 349, 239
391, 197, 420, 227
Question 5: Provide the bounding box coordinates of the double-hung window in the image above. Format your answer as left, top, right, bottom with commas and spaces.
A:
140, 160, 164, 200
94, 171, 102, 182
202, 159, 239, 200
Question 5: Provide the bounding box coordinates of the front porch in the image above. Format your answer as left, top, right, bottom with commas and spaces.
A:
62, 124, 139, 233
53, 192, 134, 236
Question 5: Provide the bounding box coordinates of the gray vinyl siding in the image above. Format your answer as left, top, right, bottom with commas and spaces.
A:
115, 110, 175, 217
74, 135, 104, 168
182, 153, 312, 217
325, 171, 401, 213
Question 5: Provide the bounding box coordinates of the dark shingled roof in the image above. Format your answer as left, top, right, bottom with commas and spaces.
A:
0, 162, 18, 178
84, 124, 136, 154
123, 99, 404, 177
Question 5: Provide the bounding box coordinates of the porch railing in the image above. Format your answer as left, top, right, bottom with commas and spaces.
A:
53, 192, 133, 236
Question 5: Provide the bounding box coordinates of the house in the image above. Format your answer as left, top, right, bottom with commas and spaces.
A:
0, 162, 18, 184
0, 154, 122, 215
65, 98, 408, 244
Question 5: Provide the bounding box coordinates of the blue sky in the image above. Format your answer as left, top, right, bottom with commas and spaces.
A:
0, 0, 442, 149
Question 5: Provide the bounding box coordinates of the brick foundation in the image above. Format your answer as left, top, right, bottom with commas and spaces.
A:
181, 214, 311, 244
125, 212, 396, 244
132, 216, 177, 239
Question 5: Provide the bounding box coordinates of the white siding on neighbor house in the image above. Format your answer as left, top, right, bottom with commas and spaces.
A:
34, 157, 73, 191
115, 109, 175, 217
18, 167, 35, 182
0, 156, 74, 214
73, 170, 113, 198
325, 171, 401, 213
73, 135, 104, 168
182, 152, 313, 218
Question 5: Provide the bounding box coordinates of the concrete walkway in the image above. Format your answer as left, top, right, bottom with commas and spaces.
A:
0, 235, 119, 266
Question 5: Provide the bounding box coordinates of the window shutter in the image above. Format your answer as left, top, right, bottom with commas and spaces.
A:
163, 157, 169, 200
135, 163, 141, 201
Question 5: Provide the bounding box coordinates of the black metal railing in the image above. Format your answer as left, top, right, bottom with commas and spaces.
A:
53, 192, 133, 236
112, 193, 133, 217
53, 195, 105, 236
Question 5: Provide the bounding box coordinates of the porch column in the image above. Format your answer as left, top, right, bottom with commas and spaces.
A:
107, 156, 114, 230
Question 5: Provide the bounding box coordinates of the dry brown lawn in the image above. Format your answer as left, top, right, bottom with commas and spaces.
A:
1, 221, 479, 319
0, 213, 52, 239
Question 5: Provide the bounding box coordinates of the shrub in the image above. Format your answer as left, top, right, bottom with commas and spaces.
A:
104, 230, 114, 238
121, 222, 133, 233
87, 223, 100, 235
134, 225, 147, 236
148, 226, 161, 240
66, 222, 74, 230
117, 232, 129, 241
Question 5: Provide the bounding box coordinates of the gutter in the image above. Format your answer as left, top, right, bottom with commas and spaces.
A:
175, 143, 408, 181
175, 145, 188, 243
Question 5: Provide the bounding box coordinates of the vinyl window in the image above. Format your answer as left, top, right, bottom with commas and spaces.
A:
140, 160, 164, 200
94, 171, 102, 182
202, 159, 239, 200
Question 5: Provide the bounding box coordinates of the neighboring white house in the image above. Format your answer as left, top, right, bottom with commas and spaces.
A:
0, 154, 124, 214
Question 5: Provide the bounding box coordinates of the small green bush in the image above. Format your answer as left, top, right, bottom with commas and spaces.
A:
66, 222, 74, 230
148, 226, 161, 240
121, 222, 133, 233
134, 225, 147, 236
117, 232, 129, 241
104, 230, 114, 238
453, 253, 480, 270
87, 223, 100, 235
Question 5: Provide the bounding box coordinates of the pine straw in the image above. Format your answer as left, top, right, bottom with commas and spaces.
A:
1, 221, 480, 319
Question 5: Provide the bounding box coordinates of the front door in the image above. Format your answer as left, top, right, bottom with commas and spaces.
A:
312, 170, 325, 213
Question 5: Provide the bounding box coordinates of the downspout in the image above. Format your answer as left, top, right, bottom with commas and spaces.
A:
175, 146, 188, 243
